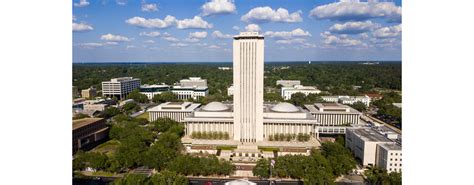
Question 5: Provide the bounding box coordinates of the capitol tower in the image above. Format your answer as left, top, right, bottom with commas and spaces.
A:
232, 32, 264, 142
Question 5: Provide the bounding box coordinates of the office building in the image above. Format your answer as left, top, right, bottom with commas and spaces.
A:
281, 85, 321, 100
102, 77, 141, 100
73, 118, 109, 153
304, 103, 362, 134
81, 87, 97, 99
345, 127, 396, 166
376, 143, 402, 173
148, 102, 201, 122
171, 86, 209, 100
139, 84, 170, 100
276, 80, 300, 87
233, 32, 265, 142
179, 77, 207, 87
322, 95, 371, 107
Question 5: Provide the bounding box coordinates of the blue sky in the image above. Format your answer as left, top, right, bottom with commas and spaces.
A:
73, 0, 402, 63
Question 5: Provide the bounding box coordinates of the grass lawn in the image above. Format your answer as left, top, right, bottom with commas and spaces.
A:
258, 146, 280, 152
91, 139, 121, 157
136, 111, 149, 120
91, 171, 118, 177
216, 145, 237, 150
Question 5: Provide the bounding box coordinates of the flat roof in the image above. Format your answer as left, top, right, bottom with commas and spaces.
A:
304, 103, 361, 114
73, 118, 104, 130
349, 127, 393, 142
148, 102, 201, 112
379, 143, 402, 151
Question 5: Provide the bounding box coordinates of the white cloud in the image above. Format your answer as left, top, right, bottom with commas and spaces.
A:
264, 28, 311, 40
301, 43, 316, 48
245, 24, 261, 32
329, 21, 379, 34
320, 31, 364, 47
275, 38, 306, 44
161, 33, 179, 42
100, 34, 131, 42
74, 0, 90, 7
162, 32, 172, 37
208, 45, 220, 49
372, 24, 401, 38
201, 0, 236, 16
144, 40, 155, 44
212, 30, 233, 39
241, 7, 302, 23
170, 43, 189, 47
125, 15, 176, 29
232, 26, 240, 30
142, 3, 158, 12
116, 0, 127, 6
126, 45, 136, 49
75, 42, 117, 49
309, 1, 401, 22
73, 22, 93, 32
184, 38, 200, 43
189, 31, 208, 39
139, 31, 161, 37
176, 16, 213, 29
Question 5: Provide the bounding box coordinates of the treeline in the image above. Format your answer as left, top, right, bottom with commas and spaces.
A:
73, 117, 235, 183
191, 131, 230, 140
268, 133, 310, 142
73, 62, 401, 98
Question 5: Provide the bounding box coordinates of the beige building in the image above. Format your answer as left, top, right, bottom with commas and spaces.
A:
102, 77, 141, 100
345, 127, 397, 166
376, 143, 402, 173
81, 87, 97, 99
233, 32, 265, 142
148, 102, 201, 122
281, 85, 321, 100
304, 103, 362, 133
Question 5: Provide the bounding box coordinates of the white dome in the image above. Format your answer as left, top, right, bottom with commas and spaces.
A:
271, 102, 299, 113
202, 102, 229, 111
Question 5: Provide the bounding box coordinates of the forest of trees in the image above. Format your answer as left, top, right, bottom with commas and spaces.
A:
73, 62, 401, 98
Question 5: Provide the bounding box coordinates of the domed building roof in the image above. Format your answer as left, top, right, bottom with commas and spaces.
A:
271, 102, 299, 113
202, 101, 229, 112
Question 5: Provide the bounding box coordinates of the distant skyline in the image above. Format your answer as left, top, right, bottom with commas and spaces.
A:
73, 0, 402, 63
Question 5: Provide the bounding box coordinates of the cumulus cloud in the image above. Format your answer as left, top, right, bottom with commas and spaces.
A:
176, 16, 213, 29
241, 7, 302, 23
144, 40, 155, 44
309, 1, 401, 22
126, 45, 136, 49
75, 42, 117, 49
142, 3, 158, 12
116, 0, 127, 6
139, 31, 161, 37
329, 21, 379, 34
372, 24, 401, 38
264, 28, 311, 40
188, 31, 208, 39
73, 22, 94, 32
320, 31, 365, 47
201, 0, 236, 16
232, 26, 240, 30
212, 30, 233, 39
208, 45, 220, 49
100, 33, 131, 42
275, 38, 306, 44
161, 32, 179, 42
74, 0, 90, 7
245, 24, 261, 32
125, 15, 176, 29
170, 43, 189, 47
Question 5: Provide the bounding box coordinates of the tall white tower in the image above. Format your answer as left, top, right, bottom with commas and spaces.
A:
232, 32, 264, 142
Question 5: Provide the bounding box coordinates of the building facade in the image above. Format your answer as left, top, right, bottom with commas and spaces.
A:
322, 95, 371, 107
102, 77, 141, 100
304, 103, 362, 127
171, 86, 208, 100
73, 118, 109, 153
148, 102, 201, 122
233, 32, 265, 142
81, 87, 97, 99
376, 143, 402, 173
281, 85, 321, 100
139, 84, 170, 100
179, 77, 207, 87
276, 80, 300, 87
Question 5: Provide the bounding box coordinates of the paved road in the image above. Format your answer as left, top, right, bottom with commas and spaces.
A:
188, 178, 303, 185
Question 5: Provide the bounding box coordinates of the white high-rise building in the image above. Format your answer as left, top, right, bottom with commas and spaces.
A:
233, 32, 264, 142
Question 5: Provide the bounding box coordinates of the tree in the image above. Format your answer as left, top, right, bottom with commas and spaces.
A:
153, 92, 178, 103
253, 158, 270, 178
150, 170, 188, 185
143, 144, 177, 171
289, 92, 307, 106
150, 118, 180, 133
364, 167, 390, 185
321, 142, 356, 176
306, 93, 324, 103
126, 89, 149, 103
122, 102, 141, 114
351, 102, 367, 112
264, 92, 283, 102
388, 172, 402, 185
112, 174, 149, 185
99, 107, 121, 118
304, 150, 336, 185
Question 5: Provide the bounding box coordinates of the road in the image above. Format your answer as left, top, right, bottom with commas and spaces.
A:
363, 114, 401, 134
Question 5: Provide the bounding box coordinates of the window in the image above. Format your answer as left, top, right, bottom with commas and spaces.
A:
391, 153, 393, 156
395, 164, 397, 166
390, 158, 393, 161
396, 153, 398, 156
390, 163, 392, 166
389, 168, 392, 171
395, 159, 398, 161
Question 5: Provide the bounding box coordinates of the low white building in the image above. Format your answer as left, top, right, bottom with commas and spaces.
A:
179, 77, 207, 87
322, 95, 371, 107
281, 85, 321, 100
376, 143, 402, 173
304, 103, 362, 126
171, 86, 209, 100
345, 127, 401, 173
102, 77, 141, 100
227, 85, 234, 96
83, 103, 108, 112
276, 80, 300, 87
139, 84, 170, 100
148, 102, 201, 122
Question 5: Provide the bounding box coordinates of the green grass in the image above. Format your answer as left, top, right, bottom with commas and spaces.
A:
91, 171, 117, 177
91, 139, 121, 157
216, 145, 237, 150
136, 111, 149, 120
258, 146, 280, 152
